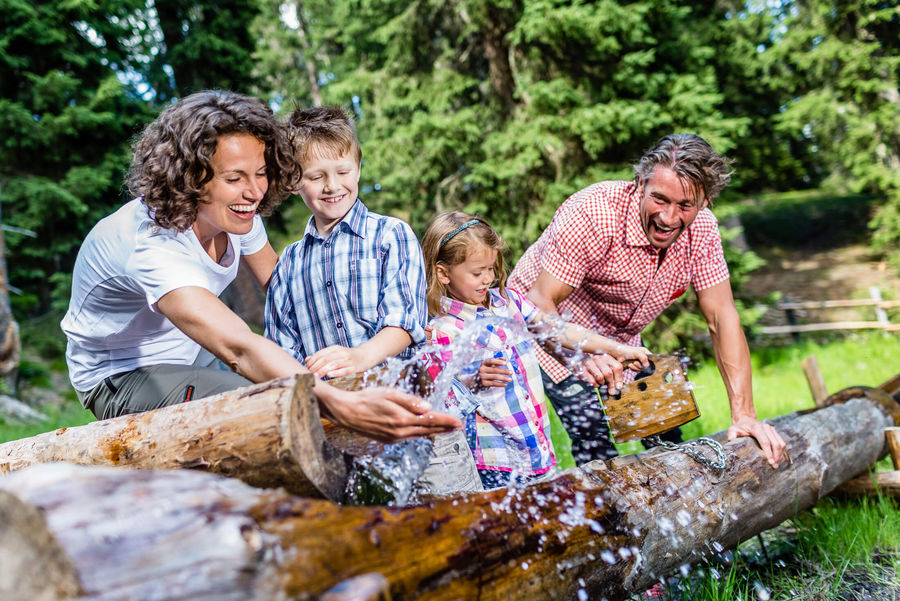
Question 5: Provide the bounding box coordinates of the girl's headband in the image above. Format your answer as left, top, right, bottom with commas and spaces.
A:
439, 219, 482, 249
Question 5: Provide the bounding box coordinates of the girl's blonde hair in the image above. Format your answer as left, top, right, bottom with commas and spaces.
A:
421, 210, 507, 316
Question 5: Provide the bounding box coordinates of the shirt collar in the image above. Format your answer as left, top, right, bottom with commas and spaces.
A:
303, 198, 367, 241
625, 183, 652, 248
439, 289, 505, 319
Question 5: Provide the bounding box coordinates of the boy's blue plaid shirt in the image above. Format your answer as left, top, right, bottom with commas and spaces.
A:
264, 199, 427, 362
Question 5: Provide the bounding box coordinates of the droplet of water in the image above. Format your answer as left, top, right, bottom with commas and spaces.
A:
521, 561, 529, 570
657, 517, 675, 535
754, 581, 771, 600
577, 590, 588, 601
600, 550, 616, 564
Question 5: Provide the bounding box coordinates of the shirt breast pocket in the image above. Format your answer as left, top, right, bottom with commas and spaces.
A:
668, 277, 691, 303
348, 258, 382, 326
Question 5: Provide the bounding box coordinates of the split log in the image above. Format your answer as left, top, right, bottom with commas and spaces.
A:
1, 386, 896, 601
834, 471, 900, 498
0, 374, 355, 500
0, 367, 439, 503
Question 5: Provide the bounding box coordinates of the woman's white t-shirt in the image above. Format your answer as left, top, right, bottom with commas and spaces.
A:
61, 199, 268, 392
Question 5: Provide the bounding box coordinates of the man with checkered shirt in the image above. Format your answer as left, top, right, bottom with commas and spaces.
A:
508, 134, 785, 469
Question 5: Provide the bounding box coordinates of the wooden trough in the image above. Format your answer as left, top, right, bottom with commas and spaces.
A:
0, 358, 699, 503
0, 374, 377, 501
1, 383, 898, 601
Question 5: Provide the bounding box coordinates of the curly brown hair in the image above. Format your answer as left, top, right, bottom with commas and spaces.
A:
127, 90, 299, 232
634, 134, 734, 205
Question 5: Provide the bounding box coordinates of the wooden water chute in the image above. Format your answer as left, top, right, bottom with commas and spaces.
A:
0, 365, 444, 503
2, 385, 898, 601
0, 374, 360, 500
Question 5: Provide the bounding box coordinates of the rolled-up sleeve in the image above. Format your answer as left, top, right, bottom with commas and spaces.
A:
264, 248, 307, 363
377, 221, 427, 345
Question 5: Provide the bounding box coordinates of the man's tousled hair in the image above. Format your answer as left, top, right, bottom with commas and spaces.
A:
634, 134, 733, 204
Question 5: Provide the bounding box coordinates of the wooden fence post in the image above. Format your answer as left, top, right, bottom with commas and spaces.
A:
802, 355, 828, 407
871, 286, 890, 325
886, 427, 900, 471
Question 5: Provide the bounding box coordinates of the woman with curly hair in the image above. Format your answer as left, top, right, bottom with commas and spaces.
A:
61, 90, 459, 442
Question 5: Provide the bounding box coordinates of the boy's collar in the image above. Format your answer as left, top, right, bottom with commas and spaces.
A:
303, 198, 367, 240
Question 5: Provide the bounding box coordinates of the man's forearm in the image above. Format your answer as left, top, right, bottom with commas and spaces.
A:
710, 317, 756, 423
697, 281, 756, 423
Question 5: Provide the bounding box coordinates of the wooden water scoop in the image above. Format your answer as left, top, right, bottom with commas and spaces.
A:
603, 354, 699, 442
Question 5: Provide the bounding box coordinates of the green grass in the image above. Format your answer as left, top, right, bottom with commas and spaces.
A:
0, 400, 95, 443
661, 494, 900, 600
683, 331, 900, 441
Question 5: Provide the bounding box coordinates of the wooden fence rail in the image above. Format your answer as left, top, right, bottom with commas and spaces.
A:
758, 286, 900, 335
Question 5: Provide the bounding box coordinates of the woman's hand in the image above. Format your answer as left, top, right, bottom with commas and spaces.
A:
316, 382, 461, 442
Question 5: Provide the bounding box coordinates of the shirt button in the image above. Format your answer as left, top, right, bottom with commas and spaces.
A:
336, 322, 343, 328
326, 281, 332, 287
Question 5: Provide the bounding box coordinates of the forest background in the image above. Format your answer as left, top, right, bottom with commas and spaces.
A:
1, 0, 898, 356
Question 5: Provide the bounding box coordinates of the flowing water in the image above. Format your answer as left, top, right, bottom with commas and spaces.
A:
342, 310, 585, 505
338, 310, 729, 599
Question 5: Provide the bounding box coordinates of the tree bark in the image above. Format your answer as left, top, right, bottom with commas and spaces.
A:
0, 208, 21, 393
0, 387, 896, 601
291, 0, 323, 106
0, 374, 357, 500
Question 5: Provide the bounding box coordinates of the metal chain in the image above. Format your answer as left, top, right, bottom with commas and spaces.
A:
643, 435, 730, 472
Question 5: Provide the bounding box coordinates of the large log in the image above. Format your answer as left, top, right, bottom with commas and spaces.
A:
0, 368, 445, 504
0, 374, 357, 500
1, 387, 896, 601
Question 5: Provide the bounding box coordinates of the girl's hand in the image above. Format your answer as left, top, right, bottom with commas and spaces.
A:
476, 357, 513, 389
610, 344, 651, 371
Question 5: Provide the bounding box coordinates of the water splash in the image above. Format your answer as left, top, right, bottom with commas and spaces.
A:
343, 313, 553, 504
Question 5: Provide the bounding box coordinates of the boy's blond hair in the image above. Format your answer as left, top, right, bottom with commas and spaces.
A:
421, 210, 507, 317
288, 106, 362, 165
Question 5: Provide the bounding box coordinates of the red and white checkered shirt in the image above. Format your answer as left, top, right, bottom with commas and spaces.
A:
508, 180, 730, 383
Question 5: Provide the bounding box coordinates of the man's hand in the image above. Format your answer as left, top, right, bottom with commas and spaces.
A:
727, 417, 786, 469
306, 345, 364, 379
477, 357, 513, 388
320, 384, 461, 442
577, 353, 625, 392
